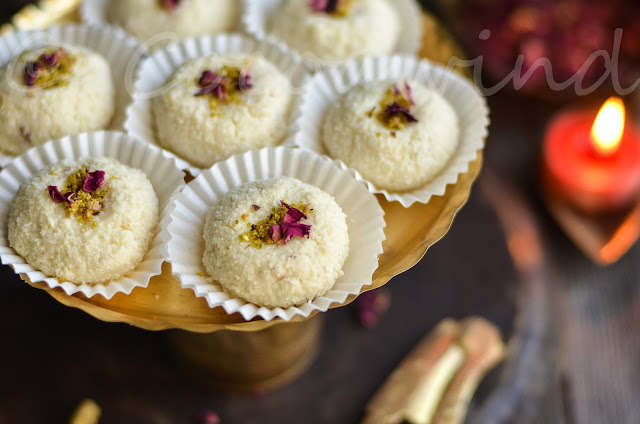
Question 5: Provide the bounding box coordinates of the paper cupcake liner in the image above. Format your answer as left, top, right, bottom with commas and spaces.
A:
80, 0, 108, 28
0, 24, 143, 168
161, 146, 386, 322
125, 32, 311, 175
288, 55, 490, 208
242, 0, 423, 69
0, 131, 186, 299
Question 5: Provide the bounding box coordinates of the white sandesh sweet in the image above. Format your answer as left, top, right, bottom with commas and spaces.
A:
203, 177, 349, 308
0, 46, 114, 156
109, 0, 240, 43
323, 79, 460, 191
151, 54, 293, 168
8, 158, 159, 284
270, 0, 400, 62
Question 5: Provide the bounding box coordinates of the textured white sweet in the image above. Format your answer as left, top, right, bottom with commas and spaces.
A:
109, 0, 239, 43
0, 47, 114, 156
270, 0, 399, 62
322, 80, 460, 191
203, 177, 349, 308
8, 158, 159, 284
152, 54, 293, 168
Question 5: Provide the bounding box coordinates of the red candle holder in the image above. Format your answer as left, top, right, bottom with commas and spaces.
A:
540, 98, 640, 265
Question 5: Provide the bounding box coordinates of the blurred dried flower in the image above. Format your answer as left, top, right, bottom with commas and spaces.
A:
449, 0, 640, 94
195, 410, 220, 424
355, 289, 391, 328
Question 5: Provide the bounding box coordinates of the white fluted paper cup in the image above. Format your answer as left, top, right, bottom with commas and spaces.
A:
289, 55, 489, 207
0, 24, 142, 167
242, 0, 423, 69
162, 146, 386, 321
80, 0, 108, 28
125, 32, 311, 175
0, 131, 186, 299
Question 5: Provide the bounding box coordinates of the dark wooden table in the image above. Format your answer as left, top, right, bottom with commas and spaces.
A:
1, 1, 639, 423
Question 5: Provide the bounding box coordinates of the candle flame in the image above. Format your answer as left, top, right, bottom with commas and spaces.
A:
591, 97, 626, 156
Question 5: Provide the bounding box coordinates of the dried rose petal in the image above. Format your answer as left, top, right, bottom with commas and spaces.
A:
309, 0, 340, 13
355, 289, 391, 328
196, 71, 219, 95
24, 61, 43, 86
252, 204, 261, 211
284, 223, 312, 241
47, 186, 74, 204
271, 224, 283, 242
195, 67, 253, 100
194, 410, 220, 424
40, 49, 63, 68
270, 201, 313, 243
162, 0, 180, 12
404, 80, 415, 106
195, 70, 231, 98
281, 201, 308, 221
309, 0, 329, 12
239, 71, 253, 91
198, 70, 217, 87
83, 170, 105, 193
385, 102, 418, 123
214, 84, 228, 101
23, 49, 70, 87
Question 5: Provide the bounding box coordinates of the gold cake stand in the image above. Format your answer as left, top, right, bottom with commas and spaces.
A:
9, 2, 481, 390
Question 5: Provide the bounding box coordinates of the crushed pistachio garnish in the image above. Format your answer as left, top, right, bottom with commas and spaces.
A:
47, 166, 107, 223
160, 0, 180, 11
308, 0, 354, 16
23, 47, 76, 89
368, 80, 419, 131
239, 201, 312, 248
194, 65, 253, 112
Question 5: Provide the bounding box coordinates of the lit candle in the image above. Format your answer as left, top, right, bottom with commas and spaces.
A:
541, 97, 640, 214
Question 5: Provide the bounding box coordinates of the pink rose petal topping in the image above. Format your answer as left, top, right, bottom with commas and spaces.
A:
281, 201, 307, 222
271, 224, 283, 242
40, 50, 63, 67
82, 170, 105, 193
373, 80, 419, 130
196, 71, 226, 97
271, 201, 312, 243
194, 410, 220, 424
355, 289, 391, 328
239, 70, 253, 91
384, 102, 418, 124
161, 0, 180, 12
23, 48, 71, 87
24, 61, 43, 86
195, 67, 253, 100
402, 80, 415, 106
309, 0, 339, 13
240, 201, 313, 247
47, 186, 74, 204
